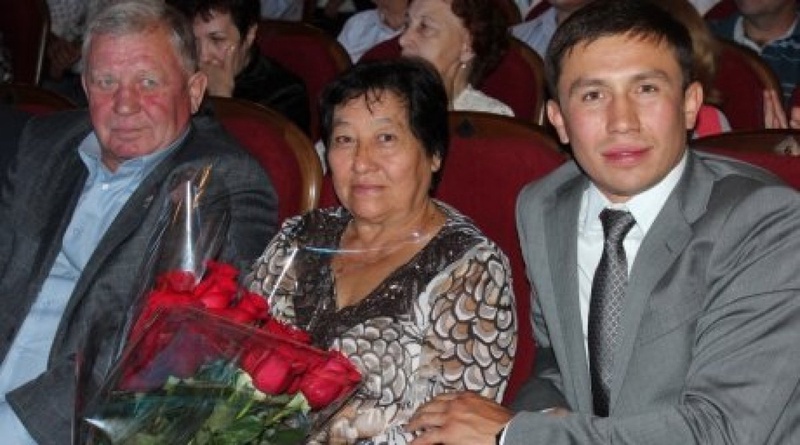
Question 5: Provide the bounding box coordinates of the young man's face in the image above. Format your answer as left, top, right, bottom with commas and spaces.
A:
547, 34, 702, 203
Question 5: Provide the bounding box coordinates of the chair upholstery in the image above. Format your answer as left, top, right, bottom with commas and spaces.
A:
210, 97, 323, 222
437, 111, 566, 403
703, 0, 737, 20
691, 129, 800, 189
317, 111, 567, 403
0, 82, 76, 115
255, 20, 352, 141
0, 0, 49, 85
361, 36, 548, 126
481, 37, 548, 126
712, 39, 782, 130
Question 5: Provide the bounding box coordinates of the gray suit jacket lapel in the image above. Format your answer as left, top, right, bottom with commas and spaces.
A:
546, 174, 595, 412
609, 152, 714, 413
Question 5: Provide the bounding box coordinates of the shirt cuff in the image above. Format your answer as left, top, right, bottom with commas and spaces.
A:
499, 408, 556, 444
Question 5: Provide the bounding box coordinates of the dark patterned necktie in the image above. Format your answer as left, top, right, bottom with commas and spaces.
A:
588, 208, 636, 417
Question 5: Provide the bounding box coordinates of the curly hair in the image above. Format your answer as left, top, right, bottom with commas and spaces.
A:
450, 0, 509, 86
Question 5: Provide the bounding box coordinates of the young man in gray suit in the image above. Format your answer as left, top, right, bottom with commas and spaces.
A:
407, 0, 800, 443
0, 1, 278, 443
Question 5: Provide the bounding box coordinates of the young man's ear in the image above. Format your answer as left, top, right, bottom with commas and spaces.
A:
547, 99, 570, 145
683, 81, 703, 131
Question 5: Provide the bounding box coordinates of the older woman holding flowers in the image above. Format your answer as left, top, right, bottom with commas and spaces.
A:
246, 57, 516, 444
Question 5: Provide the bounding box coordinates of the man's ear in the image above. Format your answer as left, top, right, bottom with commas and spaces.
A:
683, 81, 703, 131
188, 71, 208, 114
546, 99, 570, 144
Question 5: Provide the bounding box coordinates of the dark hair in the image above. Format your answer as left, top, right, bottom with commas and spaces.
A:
450, 0, 509, 85
320, 57, 450, 185
545, 0, 694, 97
168, 0, 260, 39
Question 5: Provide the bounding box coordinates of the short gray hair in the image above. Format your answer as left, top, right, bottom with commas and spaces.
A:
81, 0, 199, 74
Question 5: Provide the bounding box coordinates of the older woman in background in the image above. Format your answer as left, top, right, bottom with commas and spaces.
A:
246, 57, 516, 444
399, 0, 514, 115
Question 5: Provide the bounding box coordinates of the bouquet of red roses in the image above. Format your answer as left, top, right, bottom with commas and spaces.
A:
83, 262, 361, 444
80, 170, 360, 444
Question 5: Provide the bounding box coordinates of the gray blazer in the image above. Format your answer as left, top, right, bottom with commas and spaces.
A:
0, 109, 278, 444
508, 150, 800, 444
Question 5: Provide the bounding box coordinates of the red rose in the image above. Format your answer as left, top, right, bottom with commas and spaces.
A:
263, 319, 312, 345
129, 289, 197, 341
207, 307, 260, 324
299, 353, 361, 409
193, 263, 239, 309
249, 350, 297, 394
236, 291, 269, 319
156, 270, 197, 292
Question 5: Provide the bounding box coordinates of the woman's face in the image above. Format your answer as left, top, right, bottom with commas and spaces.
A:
327, 90, 440, 225
192, 10, 255, 76
399, 0, 473, 83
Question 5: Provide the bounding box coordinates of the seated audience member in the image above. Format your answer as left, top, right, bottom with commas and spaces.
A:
400, 0, 515, 115
0, 104, 31, 174
651, 0, 732, 137
511, 0, 594, 58
338, 0, 408, 62
407, 1, 800, 443
0, 2, 278, 443
710, 0, 800, 106
169, 0, 311, 133
314, 0, 371, 36
246, 57, 517, 444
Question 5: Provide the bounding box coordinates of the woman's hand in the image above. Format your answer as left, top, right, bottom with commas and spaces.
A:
201, 44, 237, 97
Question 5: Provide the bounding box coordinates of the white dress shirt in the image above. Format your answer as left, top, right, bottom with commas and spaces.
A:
576, 153, 687, 356
337, 9, 402, 62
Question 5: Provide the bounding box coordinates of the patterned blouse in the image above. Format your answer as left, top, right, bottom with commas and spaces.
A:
246, 201, 517, 444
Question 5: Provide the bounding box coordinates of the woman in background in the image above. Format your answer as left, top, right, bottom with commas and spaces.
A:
169, 0, 311, 133
399, 0, 514, 116
651, 0, 732, 137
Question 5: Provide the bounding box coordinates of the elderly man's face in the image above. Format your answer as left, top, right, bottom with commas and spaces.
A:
82, 26, 206, 171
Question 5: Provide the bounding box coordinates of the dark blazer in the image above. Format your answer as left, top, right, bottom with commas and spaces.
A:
234, 51, 311, 135
509, 150, 800, 444
0, 104, 32, 177
0, 109, 278, 444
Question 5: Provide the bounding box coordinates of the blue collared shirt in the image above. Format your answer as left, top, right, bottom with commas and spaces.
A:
0, 129, 186, 442
511, 7, 557, 58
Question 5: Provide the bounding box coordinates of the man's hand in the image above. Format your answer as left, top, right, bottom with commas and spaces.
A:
406, 392, 513, 445
201, 44, 237, 97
